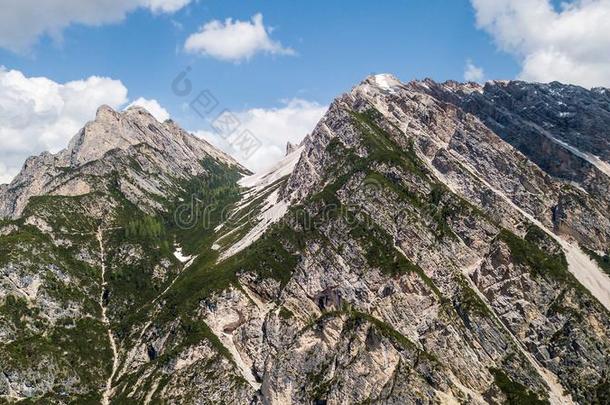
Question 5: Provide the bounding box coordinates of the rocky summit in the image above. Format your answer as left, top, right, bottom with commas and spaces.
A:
1, 75, 610, 404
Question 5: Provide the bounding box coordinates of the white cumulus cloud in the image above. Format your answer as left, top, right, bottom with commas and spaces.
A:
464, 59, 485, 82
0, 67, 128, 183
471, 0, 610, 88
0, 67, 171, 184
127, 97, 170, 121
195, 99, 327, 172
0, 0, 193, 52
184, 13, 295, 62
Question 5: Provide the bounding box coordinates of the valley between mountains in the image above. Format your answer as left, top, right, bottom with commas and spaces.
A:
1, 74, 610, 404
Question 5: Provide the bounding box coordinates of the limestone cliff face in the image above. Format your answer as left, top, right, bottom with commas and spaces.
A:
1, 76, 610, 404
0, 105, 244, 220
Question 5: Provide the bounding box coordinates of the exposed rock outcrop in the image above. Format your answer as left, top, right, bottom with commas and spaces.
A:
1, 76, 609, 404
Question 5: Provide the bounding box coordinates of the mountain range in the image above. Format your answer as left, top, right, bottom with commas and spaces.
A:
1, 74, 609, 404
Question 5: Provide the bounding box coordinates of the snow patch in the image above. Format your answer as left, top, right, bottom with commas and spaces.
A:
151, 254, 197, 305
173, 246, 192, 263
219, 193, 289, 260
374, 74, 392, 90
373, 74, 401, 94
217, 148, 304, 261
238, 146, 304, 191
550, 136, 610, 177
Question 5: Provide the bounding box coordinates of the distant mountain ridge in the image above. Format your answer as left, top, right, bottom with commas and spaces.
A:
0, 104, 245, 219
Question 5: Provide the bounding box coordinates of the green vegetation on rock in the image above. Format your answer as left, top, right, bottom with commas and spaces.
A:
498, 229, 569, 283
490, 368, 549, 405
581, 245, 610, 278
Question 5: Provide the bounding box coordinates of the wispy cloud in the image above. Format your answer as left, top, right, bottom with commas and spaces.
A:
195, 99, 326, 172
464, 59, 485, 82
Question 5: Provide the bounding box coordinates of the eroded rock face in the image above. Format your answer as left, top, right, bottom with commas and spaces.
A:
0, 105, 244, 219
2, 77, 610, 404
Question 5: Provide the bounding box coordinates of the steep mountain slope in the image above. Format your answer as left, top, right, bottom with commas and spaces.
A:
1, 76, 610, 404
0, 106, 247, 403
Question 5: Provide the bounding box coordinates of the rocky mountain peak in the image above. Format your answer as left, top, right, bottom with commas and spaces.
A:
205, 73, 610, 404
285, 141, 299, 156
355, 73, 404, 95
0, 104, 244, 219
2, 74, 610, 404
283, 73, 610, 250
95, 104, 120, 120
66, 104, 167, 168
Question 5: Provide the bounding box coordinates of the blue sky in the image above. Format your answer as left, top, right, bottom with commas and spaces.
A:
0, 0, 518, 118
1, 0, 608, 180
